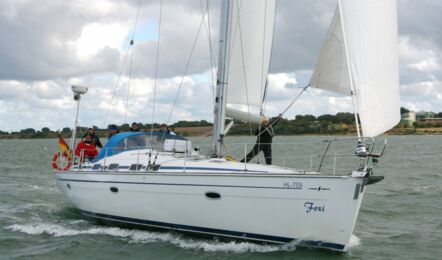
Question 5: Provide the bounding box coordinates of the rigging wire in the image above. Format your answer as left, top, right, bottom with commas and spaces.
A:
124, 0, 143, 122
201, 0, 216, 103
102, 0, 143, 128
233, 0, 253, 136
164, 4, 210, 129
151, 0, 163, 136
102, 48, 131, 128
262, 0, 278, 117
148, 0, 163, 167
259, 0, 268, 116
124, 40, 135, 122
152, 2, 210, 165
256, 0, 273, 163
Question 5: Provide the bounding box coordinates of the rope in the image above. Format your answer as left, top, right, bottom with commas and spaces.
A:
255, 85, 309, 138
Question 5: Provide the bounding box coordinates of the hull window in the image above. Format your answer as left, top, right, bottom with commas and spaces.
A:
205, 192, 221, 200
129, 164, 143, 171
108, 164, 119, 170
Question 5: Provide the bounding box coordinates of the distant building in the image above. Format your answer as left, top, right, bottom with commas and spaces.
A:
416, 111, 435, 120
401, 111, 416, 127
413, 111, 442, 126
419, 118, 442, 125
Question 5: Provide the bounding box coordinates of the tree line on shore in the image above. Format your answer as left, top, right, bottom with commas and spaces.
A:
0, 120, 213, 139
1, 108, 441, 139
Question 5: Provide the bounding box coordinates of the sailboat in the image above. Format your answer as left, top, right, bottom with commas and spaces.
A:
51, 0, 400, 252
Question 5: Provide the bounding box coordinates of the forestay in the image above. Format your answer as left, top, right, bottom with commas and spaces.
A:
310, 0, 400, 137
225, 0, 276, 111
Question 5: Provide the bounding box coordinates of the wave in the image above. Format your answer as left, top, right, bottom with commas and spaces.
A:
162, 238, 298, 253
348, 235, 360, 249
6, 222, 299, 253
6, 223, 172, 241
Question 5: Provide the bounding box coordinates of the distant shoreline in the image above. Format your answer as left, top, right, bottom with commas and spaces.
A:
3, 109, 441, 139
1, 126, 441, 140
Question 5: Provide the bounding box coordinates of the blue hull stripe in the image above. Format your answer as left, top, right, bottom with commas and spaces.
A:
79, 210, 345, 251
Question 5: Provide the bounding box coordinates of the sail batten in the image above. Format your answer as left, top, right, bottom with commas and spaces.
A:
310, 0, 400, 137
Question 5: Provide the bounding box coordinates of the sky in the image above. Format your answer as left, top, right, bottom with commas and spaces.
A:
0, 0, 441, 132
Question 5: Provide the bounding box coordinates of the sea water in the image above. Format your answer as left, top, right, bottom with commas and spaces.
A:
0, 136, 441, 259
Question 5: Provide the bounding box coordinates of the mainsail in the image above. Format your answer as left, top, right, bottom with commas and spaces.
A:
310, 0, 400, 137
225, 0, 276, 119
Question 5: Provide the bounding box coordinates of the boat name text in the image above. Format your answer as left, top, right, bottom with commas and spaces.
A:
304, 202, 325, 213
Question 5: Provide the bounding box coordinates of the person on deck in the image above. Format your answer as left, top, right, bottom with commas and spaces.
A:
108, 124, 120, 139
240, 114, 282, 165
75, 134, 98, 162
130, 122, 141, 132
159, 123, 176, 135
81, 128, 102, 148
128, 122, 145, 148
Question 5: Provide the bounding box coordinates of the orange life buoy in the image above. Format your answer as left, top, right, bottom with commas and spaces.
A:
52, 152, 72, 171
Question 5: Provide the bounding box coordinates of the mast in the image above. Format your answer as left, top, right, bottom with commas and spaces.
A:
212, 0, 231, 157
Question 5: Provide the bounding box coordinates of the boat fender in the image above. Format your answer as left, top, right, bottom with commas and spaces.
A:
225, 155, 237, 162
51, 152, 72, 171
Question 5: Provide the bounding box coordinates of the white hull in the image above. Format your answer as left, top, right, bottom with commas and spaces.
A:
53, 157, 367, 251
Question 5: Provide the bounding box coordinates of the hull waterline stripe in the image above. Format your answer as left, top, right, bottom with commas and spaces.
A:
58, 178, 307, 190
79, 210, 345, 251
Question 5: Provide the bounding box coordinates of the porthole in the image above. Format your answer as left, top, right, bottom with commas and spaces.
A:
205, 192, 221, 200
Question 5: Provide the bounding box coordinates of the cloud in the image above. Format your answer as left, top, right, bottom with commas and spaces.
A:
0, 0, 441, 132
0, 0, 135, 80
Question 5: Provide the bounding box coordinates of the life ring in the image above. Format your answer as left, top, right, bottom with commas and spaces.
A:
52, 152, 72, 171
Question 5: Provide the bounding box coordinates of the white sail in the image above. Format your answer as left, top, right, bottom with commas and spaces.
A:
310, 0, 400, 137
309, 6, 351, 95
226, 0, 276, 109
